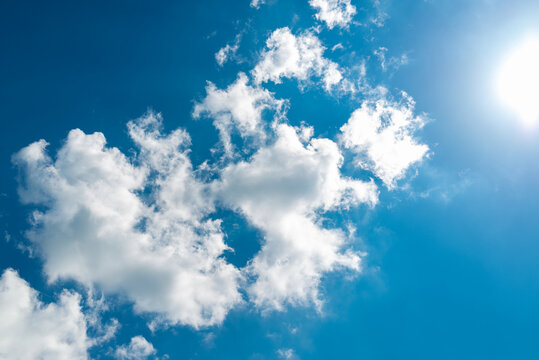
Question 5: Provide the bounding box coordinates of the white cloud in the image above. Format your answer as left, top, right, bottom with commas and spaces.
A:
215, 124, 378, 310
115, 336, 156, 360
331, 43, 344, 52
252, 27, 343, 91
193, 73, 287, 154
373, 47, 409, 72
12, 113, 243, 329
10, 0, 431, 336
340, 94, 429, 188
13, 89, 427, 327
215, 34, 242, 67
0, 269, 90, 360
308, 0, 357, 29
12, 110, 380, 325
277, 348, 297, 360
215, 43, 239, 67
250, 0, 265, 8
370, 0, 388, 27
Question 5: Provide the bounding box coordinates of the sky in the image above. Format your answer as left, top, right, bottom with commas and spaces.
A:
0, 0, 538, 359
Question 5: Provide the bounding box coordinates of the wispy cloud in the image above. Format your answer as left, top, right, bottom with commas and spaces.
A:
215, 34, 242, 67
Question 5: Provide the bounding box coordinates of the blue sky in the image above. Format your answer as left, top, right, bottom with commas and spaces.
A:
1, 0, 538, 359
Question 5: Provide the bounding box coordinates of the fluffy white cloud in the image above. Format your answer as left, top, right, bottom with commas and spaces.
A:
13, 86, 427, 327
308, 0, 357, 29
193, 73, 287, 154
12, 109, 382, 324
115, 336, 156, 360
215, 124, 378, 310
9, 0, 431, 338
12, 113, 243, 329
340, 94, 429, 188
0, 269, 90, 360
252, 27, 343, 91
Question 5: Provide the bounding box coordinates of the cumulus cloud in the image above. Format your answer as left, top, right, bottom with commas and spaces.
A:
12, 97, 427, 327
340, 94, 429, 188
252, 27, 343, 91
308, 0, 357, 29
193, 73, 287, 154
12, 107, 383, 325
115, 336, 156, 360
12, 28, 429, 327
9, 0, 431, 343
12, 113, 243, 329
0, 269, 90, 360
215, 124, 378, 310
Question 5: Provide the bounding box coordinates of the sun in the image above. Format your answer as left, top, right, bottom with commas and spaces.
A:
497, 37, 539, 127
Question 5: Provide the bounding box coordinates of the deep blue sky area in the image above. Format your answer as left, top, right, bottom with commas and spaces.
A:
1, 0, 538, 359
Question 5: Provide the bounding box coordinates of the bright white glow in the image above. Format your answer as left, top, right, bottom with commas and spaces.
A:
498, 37, 539, 126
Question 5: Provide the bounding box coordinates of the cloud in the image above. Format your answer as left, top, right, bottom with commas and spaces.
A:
373, 47, 409, 73
12, 109, 381, 325
331, 43, 344, 52
193, 73, 287, 154
370, 0, 388, 27
215, 43, 239, 67
308, 0, 357, 29
12, 24, 430, 327
0, 269, 90, 360
215, 34, 242, 67
277, 348, 298, 359
250, 0, 265, 8
12, 113, 243, 329
339, 93, 429, 188
12, 93, 428, 327
8, 0, 433, 346
407, 167, 474, 204
115, 336, 156, 360
215, 124, 378, 310
252, 27, 343, 91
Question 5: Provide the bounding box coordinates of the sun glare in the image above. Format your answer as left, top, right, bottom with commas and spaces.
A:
498, 37, 539, 127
